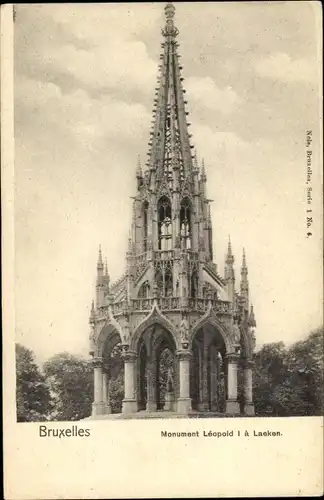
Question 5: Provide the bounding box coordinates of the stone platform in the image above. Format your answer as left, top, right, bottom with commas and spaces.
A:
84, 410, 248, 420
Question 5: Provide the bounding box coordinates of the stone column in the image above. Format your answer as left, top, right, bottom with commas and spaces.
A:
210, 347, 218, 412
202, 339, 210, 411
91, 357, 105, 417
225, 353, 240, 414
102, 370, 112, 415
176, 350, 192, 414
146, 359, 157, 412
122, 351, 138, 414
198, 344, 203, 409
244, 359, 255, 415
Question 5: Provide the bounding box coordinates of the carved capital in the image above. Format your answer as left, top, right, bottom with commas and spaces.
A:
244, 359, 254, 370
176, 349, 192, 361
121, 349, 137, 362
91, 357, 103, 369
225, 352, 239, 364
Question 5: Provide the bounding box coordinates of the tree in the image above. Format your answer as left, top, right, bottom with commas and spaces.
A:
43, 353, 93, 421
253, 328, 324, 417
286, 327, 324, 416
16, 343, 52, 422
253, 341, 289, 416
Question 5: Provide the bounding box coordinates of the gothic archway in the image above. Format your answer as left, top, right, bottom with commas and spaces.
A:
138, 341, 148, 410
157, 196, 172, 250
102, 331, 124, 413
190, 324, 227, 412
153, 328, 177, 411
180, 197, 192, 250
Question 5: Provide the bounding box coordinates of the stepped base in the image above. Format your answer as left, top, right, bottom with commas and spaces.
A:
84, 410, 254, 420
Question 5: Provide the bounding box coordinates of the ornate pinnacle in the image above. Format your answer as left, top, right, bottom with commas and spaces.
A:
207, 204, 212, 224
104, 259, 110, 286
225, 235, 235, 282
248, 304, 256, 328
97, 244, 103, 269
162, 2, 178, 37
193, 149, 199, 172
242, 247, 247, 270
89, 300, 96, 323
136, 155, 142, 178
201, 159, 207, 182
226, 235, 233, 260
240, 248, 249, 296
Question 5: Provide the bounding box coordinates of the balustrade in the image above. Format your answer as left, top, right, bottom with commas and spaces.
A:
100, 295, 231, 316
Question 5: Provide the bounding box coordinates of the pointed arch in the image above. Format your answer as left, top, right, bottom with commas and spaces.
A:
180, 196, 192, 250
190, 311, 234, 354
96, 316, 124, 357
157, 196, 172, 250
130, 303, 179, 352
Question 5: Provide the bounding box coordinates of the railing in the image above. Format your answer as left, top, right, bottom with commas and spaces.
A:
154, 250, 174, 260
188, 298, 232, 314
101, 297, 232, 315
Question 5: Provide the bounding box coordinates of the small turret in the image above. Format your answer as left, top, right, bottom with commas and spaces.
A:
96, 245, 105, 308
136, 155, 143, 190
200, 159, 207, 192
240, 248, 249, 309
193, 150, 199, 196
104, 259, 110, 290
89, 300, 96, 324
248, 303, 256, 328
225, 236, 235, 302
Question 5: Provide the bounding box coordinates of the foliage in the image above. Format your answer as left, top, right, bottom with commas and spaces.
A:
43, 352, 93, 421
16, 327, 323, 421
16, 343, 52, 422
253, 327, 324, 416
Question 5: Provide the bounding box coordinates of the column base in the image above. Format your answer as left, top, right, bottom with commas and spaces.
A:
92, 402, 105, 417
198, 402, 210, 412
103, 404, 112, 415
211, 402, 218, 412
244, 402, 255, 416
122, 399, 138, 414
146, 401, 157, 412
177, 397, 192, 414
164, 392, 175, 411
226, 400, 240, 414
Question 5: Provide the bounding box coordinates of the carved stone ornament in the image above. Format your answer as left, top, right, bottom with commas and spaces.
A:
91, 357, 103, 368
122, 316, 131, 344
166, 367, 174, 392
180, 315, 189, 347
232, 319, 241, 345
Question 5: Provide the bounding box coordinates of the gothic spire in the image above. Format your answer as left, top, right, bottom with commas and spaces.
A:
225, 236, 235, 302
226, 236, 234, 265
248, 303, 256, 328
146, 2, 194, 188
97, 244, 103, 270
240, 247, 249, 307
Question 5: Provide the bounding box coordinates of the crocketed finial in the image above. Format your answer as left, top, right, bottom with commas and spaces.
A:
165, 2, 175, 20
228, 235, 233, 257
97, 244, 103, 269
163, 2, 178, 37
242, 247, 247, 268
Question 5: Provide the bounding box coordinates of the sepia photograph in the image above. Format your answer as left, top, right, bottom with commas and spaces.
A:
3, 1, 323, 498
13, 1, 323, 423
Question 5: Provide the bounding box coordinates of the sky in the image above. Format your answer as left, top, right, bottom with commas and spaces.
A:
14, 2, 323, 363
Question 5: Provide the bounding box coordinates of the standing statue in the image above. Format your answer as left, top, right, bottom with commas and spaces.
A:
180, 315, 189, 344
166, 367, 174, 392
233, 319, 241, 345
123, 316, 131, 344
